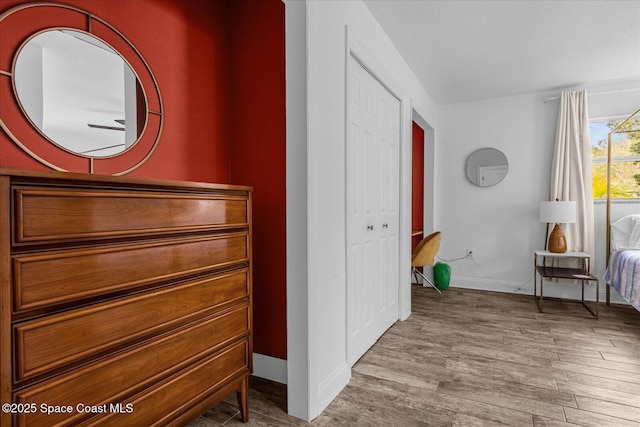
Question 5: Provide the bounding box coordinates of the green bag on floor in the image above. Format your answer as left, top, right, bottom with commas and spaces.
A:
433, 262, 451, 290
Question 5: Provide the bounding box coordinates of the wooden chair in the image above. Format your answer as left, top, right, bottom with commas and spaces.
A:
411, 231, 442, 297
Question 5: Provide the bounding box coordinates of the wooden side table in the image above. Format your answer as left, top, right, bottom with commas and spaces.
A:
534, 250, 599, 318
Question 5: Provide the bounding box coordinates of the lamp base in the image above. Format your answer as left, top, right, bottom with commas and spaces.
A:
548, 223, 567, 253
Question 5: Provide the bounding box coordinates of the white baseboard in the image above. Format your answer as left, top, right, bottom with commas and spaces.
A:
314, 361, 350, 419
252, 353, 287, 384
450, 275, 628, 305
451, 276, 532, 294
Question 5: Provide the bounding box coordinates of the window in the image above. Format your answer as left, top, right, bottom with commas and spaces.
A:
590, 119, 640, 199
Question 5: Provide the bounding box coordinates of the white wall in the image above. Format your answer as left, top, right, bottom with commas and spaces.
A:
284, 0, 309, 419
436, 78, 640, 303
285, 0, 436, 421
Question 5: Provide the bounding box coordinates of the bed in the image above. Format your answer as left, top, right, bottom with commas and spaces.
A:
604, 214, 640, 310
603, 109, 640, 310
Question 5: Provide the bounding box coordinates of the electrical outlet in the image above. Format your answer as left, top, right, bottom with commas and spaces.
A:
466, 248, 475, 260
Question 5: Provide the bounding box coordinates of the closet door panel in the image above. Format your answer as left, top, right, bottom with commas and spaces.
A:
346, 54, 400, 366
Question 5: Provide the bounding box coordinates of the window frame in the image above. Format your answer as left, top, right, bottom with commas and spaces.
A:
589, 116, 640, 201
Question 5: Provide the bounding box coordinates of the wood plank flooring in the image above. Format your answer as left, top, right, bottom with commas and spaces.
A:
189, 286, 640, 426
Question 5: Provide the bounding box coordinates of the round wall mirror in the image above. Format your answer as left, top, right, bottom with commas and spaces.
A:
465, 148, 509, 187
0, 2, 163, 175
13, 29, 146, 158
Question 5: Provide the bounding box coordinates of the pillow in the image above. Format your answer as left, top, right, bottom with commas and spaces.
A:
611, 214, 640, 250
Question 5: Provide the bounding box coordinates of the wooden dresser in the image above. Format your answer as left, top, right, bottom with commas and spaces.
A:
0, 168, 252, 426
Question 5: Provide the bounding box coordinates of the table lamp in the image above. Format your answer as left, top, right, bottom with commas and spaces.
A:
540, 200, 576, 253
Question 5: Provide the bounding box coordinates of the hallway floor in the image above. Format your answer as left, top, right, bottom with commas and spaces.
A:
189, 286, 640, 426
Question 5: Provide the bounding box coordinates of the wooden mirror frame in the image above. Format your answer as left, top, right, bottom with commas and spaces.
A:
0, 2, 163, 175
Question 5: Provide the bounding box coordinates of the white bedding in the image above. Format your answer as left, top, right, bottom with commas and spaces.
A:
611, 214, 640, 251
604, 250, 640, 311
606, 215, 640, 311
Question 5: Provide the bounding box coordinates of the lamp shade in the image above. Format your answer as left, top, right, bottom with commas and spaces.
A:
540, 200, 576, 224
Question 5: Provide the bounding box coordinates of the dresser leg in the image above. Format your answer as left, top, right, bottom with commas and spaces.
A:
237, 377, 249, 422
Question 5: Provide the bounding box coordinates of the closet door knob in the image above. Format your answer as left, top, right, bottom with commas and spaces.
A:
383, 223, 389, 228
367, 225, 374, 231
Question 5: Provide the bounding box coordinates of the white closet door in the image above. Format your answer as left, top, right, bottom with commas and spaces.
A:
347, 54, 400, 366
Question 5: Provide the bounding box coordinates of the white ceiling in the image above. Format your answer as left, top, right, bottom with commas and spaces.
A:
363, 0, 640, 105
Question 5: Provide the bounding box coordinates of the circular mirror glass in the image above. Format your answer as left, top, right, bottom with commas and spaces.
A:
465, 148, 508, 187
14, 29, 146, 157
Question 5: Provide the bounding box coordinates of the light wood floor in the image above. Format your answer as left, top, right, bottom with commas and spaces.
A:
189, 285, 640, 426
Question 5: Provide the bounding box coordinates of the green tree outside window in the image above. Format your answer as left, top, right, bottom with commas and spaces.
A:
590, 119, 640, 199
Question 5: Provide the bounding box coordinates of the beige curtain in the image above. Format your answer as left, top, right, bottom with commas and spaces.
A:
549, 90, 594, 268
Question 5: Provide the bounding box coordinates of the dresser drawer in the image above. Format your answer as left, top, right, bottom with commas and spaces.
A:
13, 233, 248, 312
13, 186, 248, 245
14, 306, 249, 426
78, 340, 249, 427
14, 270, 249, 381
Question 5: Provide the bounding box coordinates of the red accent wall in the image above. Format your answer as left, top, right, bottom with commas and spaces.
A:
0, 1, 287, 360
0, 0, 232, 183
412, 121, 425, 250
228, 0, 287, 360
